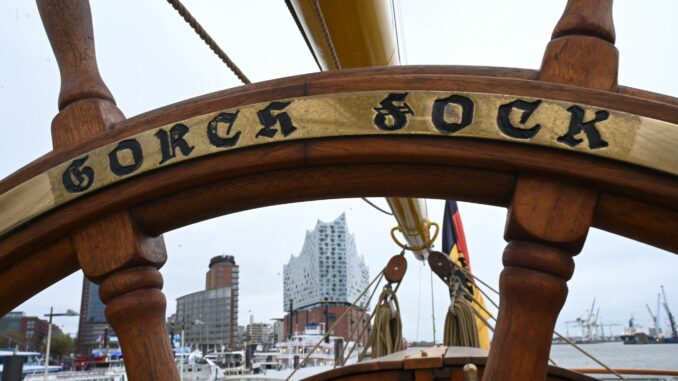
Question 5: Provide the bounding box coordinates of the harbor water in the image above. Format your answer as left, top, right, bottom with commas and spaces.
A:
550, 342, 678, 369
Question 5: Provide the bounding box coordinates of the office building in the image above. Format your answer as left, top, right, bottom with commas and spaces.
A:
246, 322, 274, 349
75, 278, 114, 355
176, 255, 239, 351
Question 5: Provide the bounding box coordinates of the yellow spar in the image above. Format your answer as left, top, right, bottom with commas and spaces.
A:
286, 0, 490, 349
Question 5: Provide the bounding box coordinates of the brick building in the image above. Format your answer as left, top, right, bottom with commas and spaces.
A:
282, 304, 370, 344
0, 311, 62, 350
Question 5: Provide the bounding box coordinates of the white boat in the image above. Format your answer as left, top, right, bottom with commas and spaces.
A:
0, 349, 62, 378
176, 349, 225, 381
274, 324, 360, 369
223, 366, 332, 381
23, 367, 127, 381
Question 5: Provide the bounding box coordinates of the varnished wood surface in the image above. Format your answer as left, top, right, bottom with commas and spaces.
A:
3, 66, 678, 196
551, 0, 615, 43
14, 1, 675, 381
36, 0, 115, 110
36, 3, 178, 380
0, 134, 676, 314
303, 347, 597, 381
0, 239, 77, 317
482, 2, 621, 379
0, 67, 678, 318
73, 211, 167, 280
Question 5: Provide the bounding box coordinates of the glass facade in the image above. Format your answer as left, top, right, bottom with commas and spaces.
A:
283, 213, 369, 310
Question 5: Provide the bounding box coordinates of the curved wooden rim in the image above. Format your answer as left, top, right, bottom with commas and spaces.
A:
0, 66, 677, 315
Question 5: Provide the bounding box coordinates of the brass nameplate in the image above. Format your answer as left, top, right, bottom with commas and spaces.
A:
1, 91, 677, 237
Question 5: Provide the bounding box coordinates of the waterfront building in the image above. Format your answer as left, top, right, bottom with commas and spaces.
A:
282, 214, 370, 343
272, 319, 284, 344
0, 311, 62, 350
0, 311, 23, 334
175, 255, 239, 351
75, 278, 114, 355
246, 322, 274, 349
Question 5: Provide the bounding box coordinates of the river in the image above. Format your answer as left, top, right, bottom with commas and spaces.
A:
550, 342, 678, 369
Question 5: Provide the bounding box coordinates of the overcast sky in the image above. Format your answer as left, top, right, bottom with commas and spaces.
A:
1, 0, 677, 344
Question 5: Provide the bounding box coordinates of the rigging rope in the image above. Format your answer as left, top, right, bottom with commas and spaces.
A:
284, 267, 385, 381
310, 0, 341, 70
443, 279, 480, 347
335, 272, 385, 367
360, 287, 403, 360
361, 197, 394, 216
416, 263, 422, 341
457, 269, 627, 380
459, 286, 560, 367
166, 0, 251, 84
430, 268, 437, 344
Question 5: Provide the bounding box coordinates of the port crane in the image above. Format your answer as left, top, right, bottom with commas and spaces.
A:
645, 293, 662, 337
565, 298, 602, 342
661, 285, 678, 339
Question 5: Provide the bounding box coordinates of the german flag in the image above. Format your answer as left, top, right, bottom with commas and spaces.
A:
442, 201, 472, 272
441, 200, 491, 349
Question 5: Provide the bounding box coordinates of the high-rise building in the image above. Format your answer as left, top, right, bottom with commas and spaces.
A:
75, 278, 114, 355
176, 255, 239, 351
282, 214, 370, 342
206, 255, 239, 292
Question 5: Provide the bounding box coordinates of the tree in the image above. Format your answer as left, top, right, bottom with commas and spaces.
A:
49, 332, 74, 360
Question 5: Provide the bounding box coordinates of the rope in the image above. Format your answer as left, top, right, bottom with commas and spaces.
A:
361, 197, 393, 216
335, 272, 385, 367
416, 264, 422, 341
459, 274, 625, 379
461, 287, 561, 367
443, 280, 480, 347
342, 276, 405, 365
360, 287, 403, 360
430, 269, 436, 344
284, 268, 385, 381
455, 264, 500, 296
552, 331, 627, 380
166, 0, 251, 84
311, 0, 341, 70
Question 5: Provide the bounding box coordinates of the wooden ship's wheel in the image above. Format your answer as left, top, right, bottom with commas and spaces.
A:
1, 1, 676, 380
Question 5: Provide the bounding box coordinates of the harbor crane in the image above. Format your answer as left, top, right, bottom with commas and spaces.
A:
645, 294, 662, 337
660, 285, 678, 338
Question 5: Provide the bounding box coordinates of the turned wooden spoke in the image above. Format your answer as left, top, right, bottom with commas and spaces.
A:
36, 1, 178, 380
485, 1, 620, 380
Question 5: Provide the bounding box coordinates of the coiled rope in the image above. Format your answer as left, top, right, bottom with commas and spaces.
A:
443, 279, 480, 347
360, 287, 403, 360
